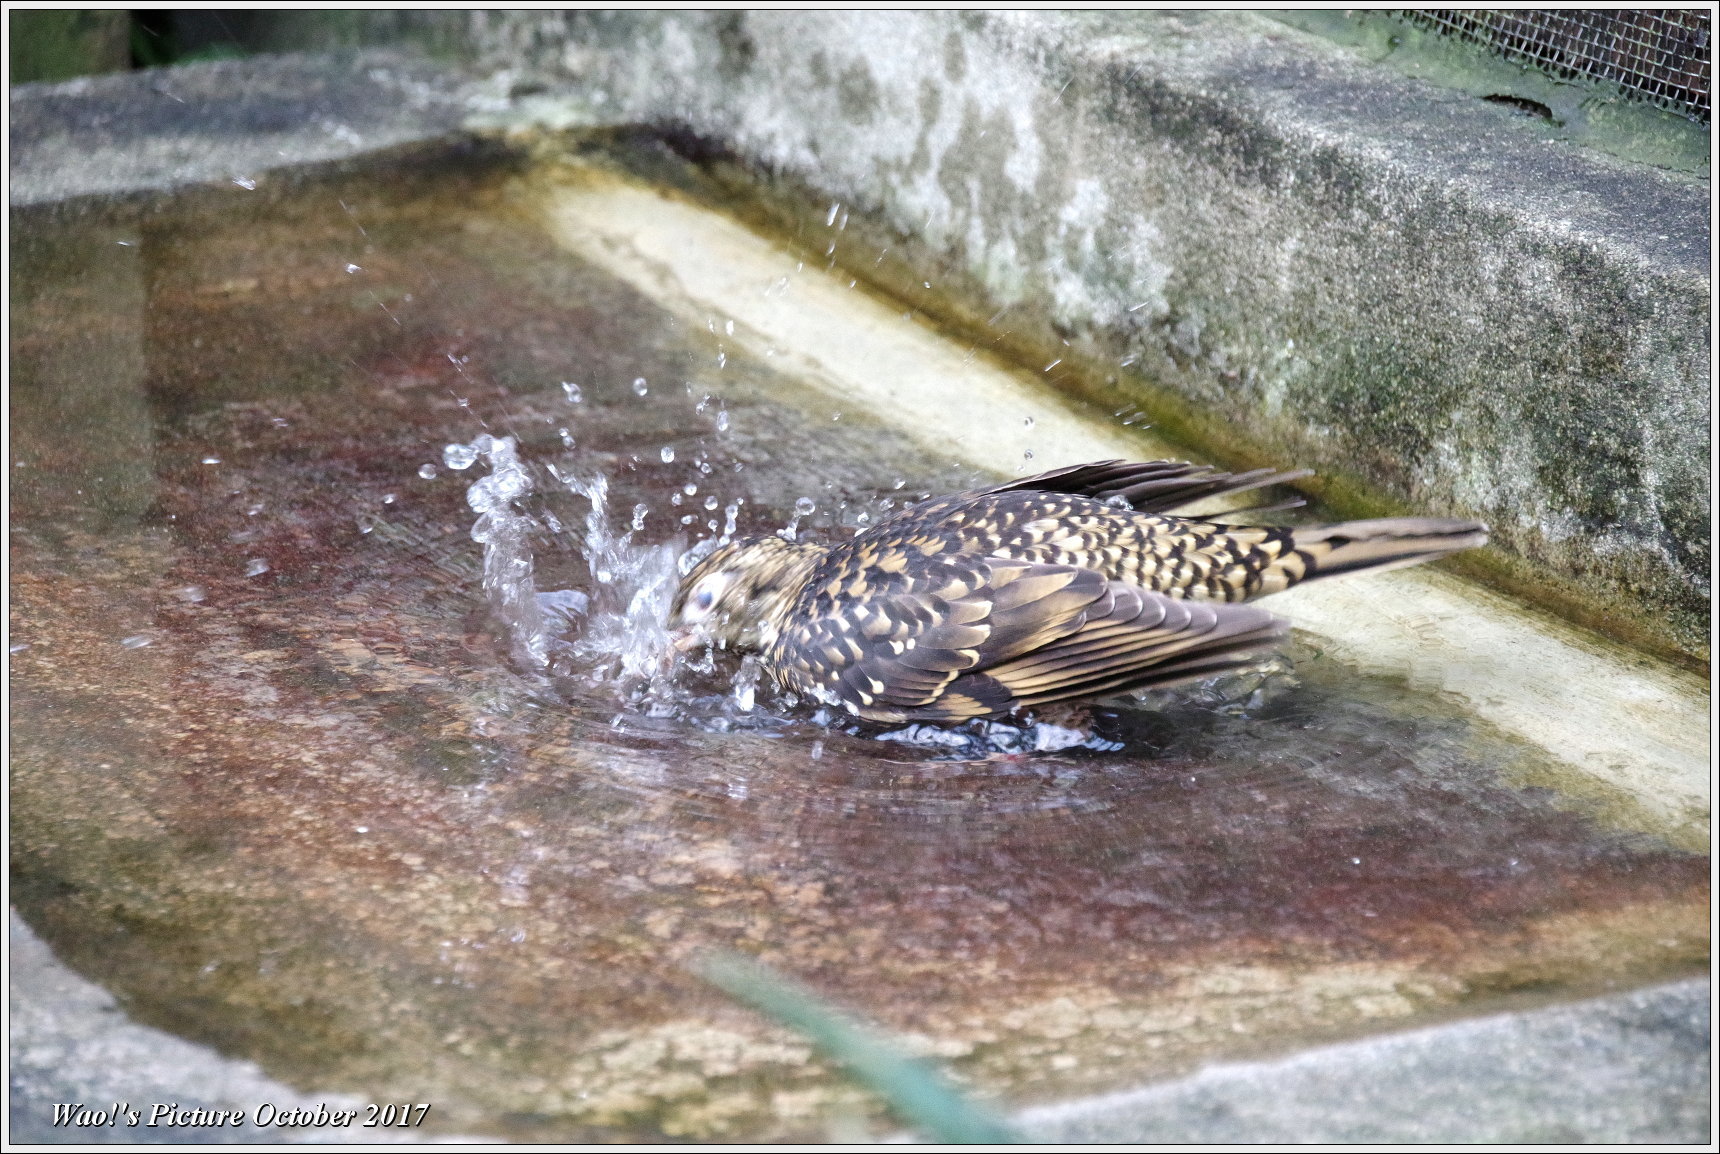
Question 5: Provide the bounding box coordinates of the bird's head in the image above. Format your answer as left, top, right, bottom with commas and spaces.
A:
668, 534, 823, 653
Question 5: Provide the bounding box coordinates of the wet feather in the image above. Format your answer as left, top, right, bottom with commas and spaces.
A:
668, 459, 1488, 723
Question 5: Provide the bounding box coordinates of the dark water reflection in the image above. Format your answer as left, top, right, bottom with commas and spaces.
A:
9, 154, 1707, 1140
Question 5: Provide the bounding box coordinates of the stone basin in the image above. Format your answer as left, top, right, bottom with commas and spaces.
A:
8, 133, 1708, 1142
3, 36, 1706, 1135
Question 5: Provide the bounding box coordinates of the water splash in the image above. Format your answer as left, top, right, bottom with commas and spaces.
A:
874, 720, 1123, 758
732, 654, 762, 713
443, 442, 479, 470
462, 433, 548, 671
550, 466, 679, 689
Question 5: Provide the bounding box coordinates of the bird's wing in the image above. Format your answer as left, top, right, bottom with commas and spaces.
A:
946, 583, 1285, 717
984, 459, 1311, 515
773, 554, 1284, 722
773, 555, 1105, 718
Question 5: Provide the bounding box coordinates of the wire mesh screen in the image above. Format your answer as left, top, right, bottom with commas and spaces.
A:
1405, 9, 1710, 123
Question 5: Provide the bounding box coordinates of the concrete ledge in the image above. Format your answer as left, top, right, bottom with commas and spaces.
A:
431, 10, 1711, 663
7, 50, 492, 209
1016, 977, 1711, 1144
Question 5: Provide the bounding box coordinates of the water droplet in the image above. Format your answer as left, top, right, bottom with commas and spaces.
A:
715, 410, 730, 432
660, 446, 676, 463
382, 493, 397, 505
725, 319, 735, 336
826, 201, 841, 227
794, 497, 816, 516
1024, 416, 1036, 428
671, 492, 683, 506
172, 585, 206, 603
703, 495, 718, 510
443, 443, 479, 470
855, 510, 871, 526
201, 456, 221, 465
231, 176, 257, 190
418, 463, 438, 480
121, 634, 153, 649
631, 377, 649, 396
1024, 449, 1035, 461
561, 381, 583, 403
631, 503, 649, 531
683, 482, 698, 496
10, 643, 30, 654
716, 351, 727, 369
697, 460, 713, 475
558, 427, 575, 448
680, 514, 696, 525
345, 263, 362, 274
245, 558, 270, 577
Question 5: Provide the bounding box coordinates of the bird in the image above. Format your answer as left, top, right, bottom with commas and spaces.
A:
667, 459, 1488, 724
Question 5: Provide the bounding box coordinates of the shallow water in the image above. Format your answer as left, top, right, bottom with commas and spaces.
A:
8, 151, 1707, 1140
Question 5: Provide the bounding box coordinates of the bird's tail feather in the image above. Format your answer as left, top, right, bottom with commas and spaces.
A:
990, 459, 1312, 516
1292, 518, 1489, 583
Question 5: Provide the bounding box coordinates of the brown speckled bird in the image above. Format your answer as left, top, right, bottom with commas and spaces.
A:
668, 460, 1487, 723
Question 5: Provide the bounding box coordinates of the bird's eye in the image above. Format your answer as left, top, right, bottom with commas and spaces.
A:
679, 572, 733, 624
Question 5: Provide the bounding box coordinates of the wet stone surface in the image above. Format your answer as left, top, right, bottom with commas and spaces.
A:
8, 156, 1709, 1141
